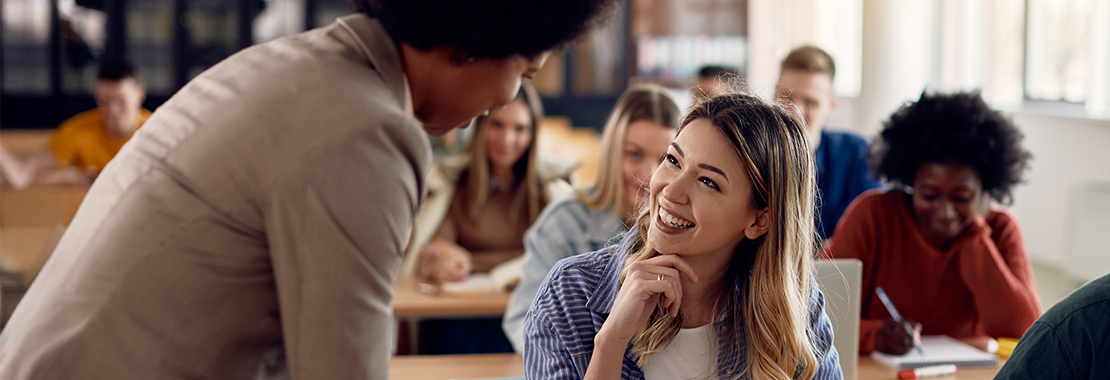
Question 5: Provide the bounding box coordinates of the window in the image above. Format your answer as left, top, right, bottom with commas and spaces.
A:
127, 0, 174, 95
2, 0, 52, 94
1024, 0, 1096, 103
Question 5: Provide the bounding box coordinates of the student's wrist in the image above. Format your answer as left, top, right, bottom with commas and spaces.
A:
595, 324, 633, 351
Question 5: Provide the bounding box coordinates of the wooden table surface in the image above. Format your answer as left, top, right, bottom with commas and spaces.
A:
0, 184, 88, 228
390, 354, 524, 380
392, 275, 512, 318
388, 354, 1004, 380
0, 226, 63, 286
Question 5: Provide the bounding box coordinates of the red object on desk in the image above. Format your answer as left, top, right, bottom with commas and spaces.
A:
898, 364, 958, 379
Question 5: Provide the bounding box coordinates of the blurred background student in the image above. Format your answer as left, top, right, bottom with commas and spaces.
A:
774, 45, 880, 240
827, 91, 1041, 354
502, 83, 680, 352
0, 58, 149, 189
404, 82, 574, 354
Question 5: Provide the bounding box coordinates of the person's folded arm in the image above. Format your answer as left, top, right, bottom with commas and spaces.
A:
956, 214, 1041, 339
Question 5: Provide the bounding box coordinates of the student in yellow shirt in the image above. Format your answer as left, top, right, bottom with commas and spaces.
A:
0, 58, 149, 188
52, 57, 151, 173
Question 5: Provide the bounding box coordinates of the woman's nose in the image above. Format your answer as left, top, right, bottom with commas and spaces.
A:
941, 201, 957, 219
659, 174, 691, 205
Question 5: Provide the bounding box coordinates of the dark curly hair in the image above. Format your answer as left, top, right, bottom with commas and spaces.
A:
348, 0, 618, 60
870, 91, 1031, 205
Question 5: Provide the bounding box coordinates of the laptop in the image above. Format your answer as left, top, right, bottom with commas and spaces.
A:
815, 259, 862, 380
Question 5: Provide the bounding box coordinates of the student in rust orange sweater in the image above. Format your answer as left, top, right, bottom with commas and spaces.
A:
827, 91, 1041, 355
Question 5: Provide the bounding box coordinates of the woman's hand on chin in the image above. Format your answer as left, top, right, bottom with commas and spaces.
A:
597, 255, 699, 344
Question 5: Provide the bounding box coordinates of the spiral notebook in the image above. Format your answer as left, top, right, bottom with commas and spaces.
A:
871, 335, 999, 370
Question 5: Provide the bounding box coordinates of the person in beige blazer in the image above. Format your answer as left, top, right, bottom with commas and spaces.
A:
0, 0, 616, 378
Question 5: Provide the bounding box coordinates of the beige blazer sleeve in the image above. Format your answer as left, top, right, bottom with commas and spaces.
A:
267, 116, 426, 379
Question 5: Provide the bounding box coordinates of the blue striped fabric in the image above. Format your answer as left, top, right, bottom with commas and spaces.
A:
523, 231, 844, 380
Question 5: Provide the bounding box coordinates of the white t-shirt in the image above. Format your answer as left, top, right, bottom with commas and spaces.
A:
642, 323, 718, 380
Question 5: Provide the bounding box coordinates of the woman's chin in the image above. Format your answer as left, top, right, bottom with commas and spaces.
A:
646, 223, 681, 254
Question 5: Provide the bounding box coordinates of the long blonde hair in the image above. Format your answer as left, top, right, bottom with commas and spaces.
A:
622, 93, 820, 380
461, 81, 546, 225
578, 84, 680, 217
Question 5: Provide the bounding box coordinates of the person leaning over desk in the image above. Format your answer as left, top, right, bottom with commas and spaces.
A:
0, 0, 618, 378
503, 84, 680, 352
524, 93, 841, 380
827, 91, 1041, 355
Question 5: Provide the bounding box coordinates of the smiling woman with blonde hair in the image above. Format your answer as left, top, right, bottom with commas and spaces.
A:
523, 92, 841, 380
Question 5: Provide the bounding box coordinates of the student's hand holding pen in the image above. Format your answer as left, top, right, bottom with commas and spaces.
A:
417, 237, 472, 283
875, 287, 923, 355
876, 317, 922, 355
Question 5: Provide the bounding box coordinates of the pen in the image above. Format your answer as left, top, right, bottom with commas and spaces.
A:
876, 287, 923, 354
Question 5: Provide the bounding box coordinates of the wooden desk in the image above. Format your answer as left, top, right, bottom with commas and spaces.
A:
0, 184, 88, 228
390, 354, 523, 380
391, 276, 513, 354
387, 354, 1004, 380
392, 275, 512, 318
0, 226, 63, 286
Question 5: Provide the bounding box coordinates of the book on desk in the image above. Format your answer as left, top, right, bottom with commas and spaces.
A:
439, 256, 523, 296
871, 335, 999, 370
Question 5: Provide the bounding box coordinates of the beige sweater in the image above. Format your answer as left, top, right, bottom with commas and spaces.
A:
0, 14, 429, 380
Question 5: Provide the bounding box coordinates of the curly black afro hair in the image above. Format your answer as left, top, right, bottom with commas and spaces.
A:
870, 91, 1032, 205
349, 0, 618, 60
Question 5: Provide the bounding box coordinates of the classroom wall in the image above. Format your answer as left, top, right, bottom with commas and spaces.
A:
1007, 112, 1110, 279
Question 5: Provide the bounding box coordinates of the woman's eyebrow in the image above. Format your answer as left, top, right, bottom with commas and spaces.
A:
697, 163, 729, 183
670, 142, 684, 157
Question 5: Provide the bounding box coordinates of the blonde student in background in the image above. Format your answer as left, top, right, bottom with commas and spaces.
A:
503, 84, 680, 352
524, 92, 842, 380
826, 91, 1040, 355
401, 81, 574, 354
